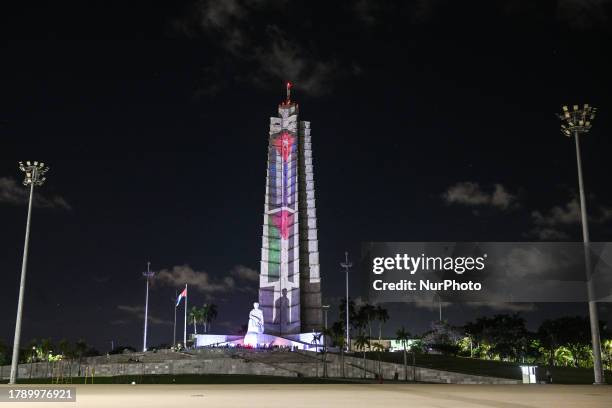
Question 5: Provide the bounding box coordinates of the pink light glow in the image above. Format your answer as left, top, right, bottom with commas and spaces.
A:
273, 210, 293, 239
273, 132, 294, 162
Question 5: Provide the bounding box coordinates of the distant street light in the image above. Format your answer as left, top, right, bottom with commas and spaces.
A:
340, 252, 352, 352
9, 161, 49, 384
142, 262, 155, 352
558, 104, 605, 384
321, 305, 330, 331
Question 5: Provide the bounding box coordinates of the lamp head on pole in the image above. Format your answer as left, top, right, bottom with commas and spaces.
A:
558, 104, 596, 137
340, 251, 352, 269
18, 161, 49, 186
143, 262, 155, 278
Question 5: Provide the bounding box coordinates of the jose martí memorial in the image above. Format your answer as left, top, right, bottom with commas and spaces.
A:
194, 83, 324, 350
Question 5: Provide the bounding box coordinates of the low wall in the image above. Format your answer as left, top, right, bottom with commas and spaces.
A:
0, 350, 520, 384
316, 352, 520, 384
0, 358, 295, 380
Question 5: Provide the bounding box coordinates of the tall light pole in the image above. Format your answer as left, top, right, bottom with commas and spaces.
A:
142, 262, 155, 352
9, 161, 49, 384
321, 304, 330, 331
559, 104, 605, 384
340, 252, 352, 352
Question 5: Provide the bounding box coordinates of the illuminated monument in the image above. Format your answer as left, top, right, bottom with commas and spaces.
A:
194, 85, 323, 349
259, 83, 323, 336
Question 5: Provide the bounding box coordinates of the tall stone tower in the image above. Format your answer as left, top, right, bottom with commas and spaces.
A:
259, 83, 322, 336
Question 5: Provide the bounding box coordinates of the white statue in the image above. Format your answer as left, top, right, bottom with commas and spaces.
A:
247, 302, 264, 334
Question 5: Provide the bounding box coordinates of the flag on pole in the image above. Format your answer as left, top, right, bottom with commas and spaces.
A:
176, 286, 187, 306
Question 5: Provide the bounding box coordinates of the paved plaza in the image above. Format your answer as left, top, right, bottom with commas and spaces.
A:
1, 384, 611, 408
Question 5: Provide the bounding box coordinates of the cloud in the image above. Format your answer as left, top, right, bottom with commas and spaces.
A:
531, 198, 581, 227
174, 0, 346, 96
498, 247, 572, 279
556, 0, 612, 29
116, 305, 172, 325
529, 227, 570, 241
155, 264, 257, 299
230, 265, 259, 282
253, 25, 338, 95
443, 182, 517, 210
529, 197, 612, 240
0, 177, 71, 210
353, 0, 378, 25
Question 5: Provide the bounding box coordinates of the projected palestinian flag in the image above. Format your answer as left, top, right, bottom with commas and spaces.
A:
258, 86, 323, 336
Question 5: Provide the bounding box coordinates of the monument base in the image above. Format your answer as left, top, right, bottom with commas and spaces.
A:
194, 332, 324, 351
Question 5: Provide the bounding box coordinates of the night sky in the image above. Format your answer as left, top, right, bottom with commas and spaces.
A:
1, 1, 612, 352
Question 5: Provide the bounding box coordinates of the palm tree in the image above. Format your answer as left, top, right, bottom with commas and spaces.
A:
360, 303, 376, 340
189, 306, 205, 335
339, 297, 356, 348
376, 305, 389, 341
311, 332, 323, 377
74, 339, 87, 377
321, 327, 333, 377
331, 321, 346, 377
58, 339, 69, 357
58, 339, 73, 383
40, 338, 53, 378
27, 338, 39, 362
201, 304, 209, 333
354, 307, 368, 337
354, 334, 370, 379
372, 342, 385, 380
40, 338, 53, 360
202, 303, 218, 333
396, 327, 411, 382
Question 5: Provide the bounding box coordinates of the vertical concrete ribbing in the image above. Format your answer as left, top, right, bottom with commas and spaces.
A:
298, 120, 322, 331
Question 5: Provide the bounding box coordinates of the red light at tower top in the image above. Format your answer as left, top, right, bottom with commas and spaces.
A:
286, 81, 292, 104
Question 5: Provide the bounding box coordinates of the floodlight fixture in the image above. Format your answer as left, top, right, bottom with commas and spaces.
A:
18, 161, 49, 186
557, 104, 605, 384
9, 161, 50, 384
558, 104, 596, 137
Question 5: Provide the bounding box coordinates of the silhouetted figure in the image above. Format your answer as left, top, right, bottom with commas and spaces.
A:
274, 288, 290, 333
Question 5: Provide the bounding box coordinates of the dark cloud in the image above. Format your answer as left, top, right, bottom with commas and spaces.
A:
116, 305, 173, 325
443, 182, 517, 211
529, 196, 612, 240
556, 0, 612, 29
154, 264, 257, 300
230, 265, 259, 282
174, 0, 345, 96
0, 177, 71, 210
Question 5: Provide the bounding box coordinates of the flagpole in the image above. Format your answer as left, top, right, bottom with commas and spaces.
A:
183, 284, 187, 348
173, 289, 177, 347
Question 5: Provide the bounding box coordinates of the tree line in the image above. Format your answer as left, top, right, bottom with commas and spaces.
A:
322, 299, 612, 375
187, 303, 218, 334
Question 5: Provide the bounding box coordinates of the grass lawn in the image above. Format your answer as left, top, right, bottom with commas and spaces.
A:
1, 374, 360, 385
361, 352, 612, 384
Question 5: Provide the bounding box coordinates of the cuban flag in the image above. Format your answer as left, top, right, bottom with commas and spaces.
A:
176, 286, 187, 307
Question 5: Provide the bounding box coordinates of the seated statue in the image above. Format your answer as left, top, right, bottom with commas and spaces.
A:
247, 302, 264, 334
